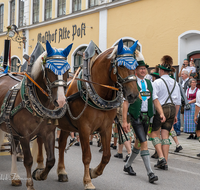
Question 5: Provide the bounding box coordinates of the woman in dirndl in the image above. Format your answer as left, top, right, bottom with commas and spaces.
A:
184, 78, 199, 139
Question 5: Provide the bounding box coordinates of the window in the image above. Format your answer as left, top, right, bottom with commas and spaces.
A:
58, 0, 66, 17
72, 0, 81, 12
88, 0, 98, 8
45, 0, 52, 20
10, 0, 15, 25
19, 0, 24, 27
11, 57, 20, 72
74, 46, 86, 72
122, 40, 140, 51
33, 0, 39, 23
0, 5, 4, 32
115, 39, 140, 52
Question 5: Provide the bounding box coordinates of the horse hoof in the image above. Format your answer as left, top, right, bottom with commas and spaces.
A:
89, 168, 98, 179
58, 174, 68, 182
32, 168, 43, 181
27, 187, 36, 190
11, 179, 22, 186
84, 182, 96, 190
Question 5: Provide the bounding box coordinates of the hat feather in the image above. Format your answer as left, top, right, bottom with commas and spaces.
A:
161, 55, 173, 67
135, 50, 144, 61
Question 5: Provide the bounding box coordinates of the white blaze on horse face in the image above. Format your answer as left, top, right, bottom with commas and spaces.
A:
57, 75, 66, 108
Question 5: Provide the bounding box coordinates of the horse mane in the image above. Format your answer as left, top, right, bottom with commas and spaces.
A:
107, 46, 118, 60
31, 51, 47, 80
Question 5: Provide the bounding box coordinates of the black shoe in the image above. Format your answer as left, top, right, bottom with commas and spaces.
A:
148, 173, 158, 183
89, 141, 93, 145
114, 153, 123, 158
197, 153, 200, 157
97, 140, 101, 147
74, 142, 80, 146
154, 158, 167, 168
187, 134, 194, 139
69, 138, 75, 145
123, 166, 136, 176
123, 155, 130, 162
174, 145, 183, 152
99, 146, 103, 152
151, 151, 158, 159
157, 164, 168, 170
110, 143, 117, 149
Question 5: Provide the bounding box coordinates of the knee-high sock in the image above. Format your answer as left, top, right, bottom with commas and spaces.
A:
141, 150, 153, 175
124, 147, 140, 168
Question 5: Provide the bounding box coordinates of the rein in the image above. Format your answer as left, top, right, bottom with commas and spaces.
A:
24, 73, 49, 97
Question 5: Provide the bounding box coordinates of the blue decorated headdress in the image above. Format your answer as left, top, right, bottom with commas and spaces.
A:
116, 39, 138, 70
45, 41, 73, 75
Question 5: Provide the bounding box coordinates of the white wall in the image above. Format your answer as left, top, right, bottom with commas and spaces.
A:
178, 30, 200, 68
99, 9, 107, 52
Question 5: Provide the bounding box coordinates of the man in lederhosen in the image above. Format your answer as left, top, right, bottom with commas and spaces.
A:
122, 50, 165, 183
151, 55, 181, 170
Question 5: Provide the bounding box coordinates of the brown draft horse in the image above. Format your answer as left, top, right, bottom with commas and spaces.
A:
34, 41, 139, 190
0, 42, 72, 190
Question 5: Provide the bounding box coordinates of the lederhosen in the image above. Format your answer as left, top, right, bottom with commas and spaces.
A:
152, 78, 176, 132
129, 79, 153, 143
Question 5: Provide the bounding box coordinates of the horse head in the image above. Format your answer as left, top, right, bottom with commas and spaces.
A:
31, 41, 73, 108
109, 39, 140, 104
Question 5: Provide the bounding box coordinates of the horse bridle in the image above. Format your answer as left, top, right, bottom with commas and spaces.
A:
111, 56, 137, 86
42, 57, 69, 99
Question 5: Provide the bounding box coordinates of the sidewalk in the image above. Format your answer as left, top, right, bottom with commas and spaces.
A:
148, 132, 200, 160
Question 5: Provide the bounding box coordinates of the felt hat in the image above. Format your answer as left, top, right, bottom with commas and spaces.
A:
150, 72, 160, 79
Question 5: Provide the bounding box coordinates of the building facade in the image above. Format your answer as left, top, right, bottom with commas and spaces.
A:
0, 0, 200, 73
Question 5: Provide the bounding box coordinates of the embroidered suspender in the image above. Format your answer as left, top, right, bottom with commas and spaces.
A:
160, 78, 176, 104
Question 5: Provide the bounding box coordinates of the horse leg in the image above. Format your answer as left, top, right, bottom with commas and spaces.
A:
57, 130, 70, 182
36, 136, 45, 169
10, 139, 22, 186
16, 142, 24, 162
90, 125, 112, 179
32, 130, 55, 181
79, 128, 95, 190
20, 139, 35, 190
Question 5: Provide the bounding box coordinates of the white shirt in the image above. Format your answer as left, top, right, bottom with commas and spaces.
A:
181, 77, 189, 88
153, 74, 181, 106
190, 66, 196, 73
195, 90, 200, 107
182, 66, 191, 74
137, 76, 153, 112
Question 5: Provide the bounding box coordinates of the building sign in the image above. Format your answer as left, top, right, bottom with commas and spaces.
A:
37, 23, 86, 44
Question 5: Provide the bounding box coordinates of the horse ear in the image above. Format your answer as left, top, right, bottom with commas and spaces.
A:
46, 40, 54, 56
62, 43, 73, 57
130, 40, 138, 53
117, 39, 124, 55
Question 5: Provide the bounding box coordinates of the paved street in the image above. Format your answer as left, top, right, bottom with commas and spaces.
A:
0, 133, 200, 190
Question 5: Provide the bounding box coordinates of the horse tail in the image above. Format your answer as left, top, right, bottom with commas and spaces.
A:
31, 138, 46, 169
0, 129, 5, 146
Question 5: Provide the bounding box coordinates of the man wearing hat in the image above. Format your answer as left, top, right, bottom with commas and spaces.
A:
123, 50, 165, 183
151, 55, 181, 170
150, 68, 160, 82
